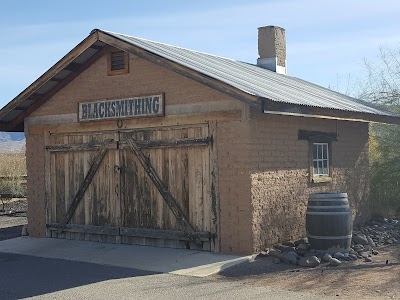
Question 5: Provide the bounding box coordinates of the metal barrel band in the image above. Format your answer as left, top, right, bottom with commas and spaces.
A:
307, 234, 352, 240
306, 211, 352, 215
308, 199, 349, 202
307, 205, 350, 209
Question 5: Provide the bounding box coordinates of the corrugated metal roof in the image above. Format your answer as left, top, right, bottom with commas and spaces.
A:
104, 30, 394, 117
1, 28, 397, 132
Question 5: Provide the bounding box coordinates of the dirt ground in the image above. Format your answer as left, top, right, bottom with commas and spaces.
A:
1, 199, 398, 299
0, 198, 27, 241
218, 245, 400, 300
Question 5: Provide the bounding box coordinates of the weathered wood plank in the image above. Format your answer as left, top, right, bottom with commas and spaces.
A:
69, 135, 86, 241
58, 139, 113, 228
46, 141, 118, 152
114, 132, 122, 244
63, 135, 71, 240
209, 120, 220, 252
82, 134, 92, 242
188, 128, 197, 237
201, 125, 211, 251
152, 130, 164, 247
28, 111, 241, 135
49, 135, 57, 226
46, 137, 211, 152
55, 135, 66, 223
44, 132, 52, 238
126, 138, 198, 240
120, 227, 210, 242
121, 136, 211, 148
298, 129, 338, 141
47, 223, 119, 235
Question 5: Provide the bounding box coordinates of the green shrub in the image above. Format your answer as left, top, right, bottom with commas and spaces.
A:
368, 124, 400, 218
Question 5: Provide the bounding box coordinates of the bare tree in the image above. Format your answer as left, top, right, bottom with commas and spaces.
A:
356, 46, 400, 217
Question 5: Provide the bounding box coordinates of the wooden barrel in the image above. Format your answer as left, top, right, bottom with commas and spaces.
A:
306, 193, 353, 253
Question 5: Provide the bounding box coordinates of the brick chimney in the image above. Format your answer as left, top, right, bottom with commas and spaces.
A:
257, 26, 287, 75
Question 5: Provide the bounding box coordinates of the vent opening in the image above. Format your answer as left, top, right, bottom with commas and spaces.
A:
108, 51, 129, 75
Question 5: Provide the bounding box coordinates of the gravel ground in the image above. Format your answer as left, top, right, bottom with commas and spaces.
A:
0, 198, 27, 214
0, 198, 27, 241
218, 245, 400, 299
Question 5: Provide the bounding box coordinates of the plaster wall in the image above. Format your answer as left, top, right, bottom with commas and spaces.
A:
249, 112, 369, 253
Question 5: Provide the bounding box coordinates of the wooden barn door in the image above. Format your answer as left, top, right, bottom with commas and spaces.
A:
119, 125, 212, 250
46, 124, 214, 251
47, 132, 121, 243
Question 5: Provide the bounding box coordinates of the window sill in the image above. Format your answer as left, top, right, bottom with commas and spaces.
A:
107, 69, 129, 76
312, 176, 332, 183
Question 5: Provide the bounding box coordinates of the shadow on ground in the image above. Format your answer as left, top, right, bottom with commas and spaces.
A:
0, 252, 159, 300
0, 225, 24, 241
219, 255, 400, 278
219, 256, 301, 277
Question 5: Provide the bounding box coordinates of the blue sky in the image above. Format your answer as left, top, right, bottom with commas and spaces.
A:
1, 0, 400, 109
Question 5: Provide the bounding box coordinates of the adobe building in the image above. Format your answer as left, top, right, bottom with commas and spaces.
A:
0, 26, 398, 254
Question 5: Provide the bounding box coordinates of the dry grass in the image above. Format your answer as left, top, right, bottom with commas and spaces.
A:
0, 151, 26, 197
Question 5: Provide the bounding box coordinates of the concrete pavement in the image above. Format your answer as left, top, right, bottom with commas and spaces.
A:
0, 251, 337, 300
0, 237, 252, 277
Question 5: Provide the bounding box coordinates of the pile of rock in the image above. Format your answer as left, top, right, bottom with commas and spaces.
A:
260, 217, 399, 268
353, 217, 399, 246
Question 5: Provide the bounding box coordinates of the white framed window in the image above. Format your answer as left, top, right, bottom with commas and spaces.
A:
312, 143, 329, 177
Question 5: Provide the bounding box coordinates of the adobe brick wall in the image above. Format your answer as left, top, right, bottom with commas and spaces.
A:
217, 118, 254, 254
31, 49, 234, 117
249, 111, 370, 253
25, 133, 46, 237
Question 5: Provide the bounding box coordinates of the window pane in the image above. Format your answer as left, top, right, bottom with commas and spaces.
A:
312, 143, 330, 177
323, 160, 328, 169
323, 160, 328, 174
323, 144, 328, 159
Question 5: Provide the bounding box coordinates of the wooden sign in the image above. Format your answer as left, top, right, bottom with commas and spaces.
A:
79, 94, 164, 121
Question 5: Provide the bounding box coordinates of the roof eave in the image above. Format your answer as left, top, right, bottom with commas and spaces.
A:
0, 31, 102, 132
260, 97, 400, 124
